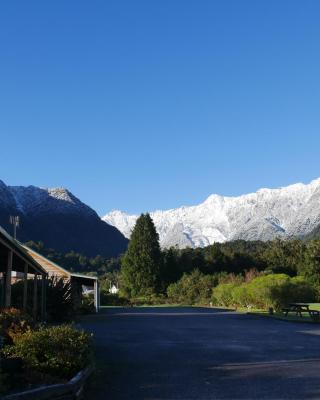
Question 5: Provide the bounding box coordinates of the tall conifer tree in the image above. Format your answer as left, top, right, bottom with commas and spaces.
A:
121, 213, 162, 297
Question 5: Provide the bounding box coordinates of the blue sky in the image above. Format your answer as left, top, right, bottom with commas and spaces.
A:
0, 1, 319, 216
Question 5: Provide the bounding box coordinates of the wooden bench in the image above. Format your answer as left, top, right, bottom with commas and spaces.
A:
282, 303, 310, 317
282, 305, 320, 322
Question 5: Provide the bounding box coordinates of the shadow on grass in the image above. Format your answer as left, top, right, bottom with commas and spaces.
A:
248, 310, 320, 324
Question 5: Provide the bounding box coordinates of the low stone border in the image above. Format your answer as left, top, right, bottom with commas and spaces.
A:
2, 365, 94, 400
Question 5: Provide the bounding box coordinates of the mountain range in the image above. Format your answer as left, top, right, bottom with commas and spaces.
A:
0, 180, 128, 257
1, 178, 319, 257
103, 178, 320, 248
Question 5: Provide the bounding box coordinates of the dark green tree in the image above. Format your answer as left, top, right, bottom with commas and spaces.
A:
298, 240, 320, 288
120, 213, 162, 297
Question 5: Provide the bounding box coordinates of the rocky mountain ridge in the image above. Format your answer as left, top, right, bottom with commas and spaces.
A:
0, 180, 128, 257
103, 178, 320, 248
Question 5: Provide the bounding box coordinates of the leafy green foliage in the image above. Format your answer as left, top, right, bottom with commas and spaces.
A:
161, 241, 266, 286
213, 274, 316, 310
128, 294, 168, 306
100, 291, 130, 306
121, 214, 162, 297
161, 239, 320, 287
25, 241, 122, 275
297, 240, 320, 285
2, 325, 93, 380
167, 269, 217, 305
25, 237, 320, 308
213, 283, 239, 307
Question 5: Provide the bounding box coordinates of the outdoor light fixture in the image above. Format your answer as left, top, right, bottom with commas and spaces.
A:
9, 215, 20, 239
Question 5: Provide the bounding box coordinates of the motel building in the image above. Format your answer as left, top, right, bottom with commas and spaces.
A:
0, 225, 100, 319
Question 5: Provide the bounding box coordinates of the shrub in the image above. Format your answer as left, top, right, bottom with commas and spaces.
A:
2, 325, 93, 379
100, 292, 130, 306
213, 274, 316, 311
244, 274, 290, 309
0, 308, 34, 344
217, 273, 244, 285
212, 283, 239, 307
167, 270, 215, 305
130, 294, 167, 306
269, 277, 316, 310
231, 284, 251, 308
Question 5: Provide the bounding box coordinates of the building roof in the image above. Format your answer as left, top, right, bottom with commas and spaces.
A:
0, 226, 47, 275
21, 244, 97, 284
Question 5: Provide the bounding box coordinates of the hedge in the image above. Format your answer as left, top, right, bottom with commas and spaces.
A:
212, 274, 316, 310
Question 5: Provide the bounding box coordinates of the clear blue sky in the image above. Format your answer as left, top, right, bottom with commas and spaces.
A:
0, 1, 319, 216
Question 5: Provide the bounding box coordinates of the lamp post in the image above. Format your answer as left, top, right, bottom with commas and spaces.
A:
9, 216, 20, 239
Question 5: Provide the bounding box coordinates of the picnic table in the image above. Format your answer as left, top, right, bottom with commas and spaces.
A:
282, 303, 320, 321
283, 303, 310, 317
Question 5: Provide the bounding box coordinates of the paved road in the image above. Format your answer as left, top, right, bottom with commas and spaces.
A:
81, 307, 320, 399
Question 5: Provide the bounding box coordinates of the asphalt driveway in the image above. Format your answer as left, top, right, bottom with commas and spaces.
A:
81, 307, 320, 399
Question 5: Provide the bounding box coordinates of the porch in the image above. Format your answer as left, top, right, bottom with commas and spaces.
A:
0, 226, 47, 320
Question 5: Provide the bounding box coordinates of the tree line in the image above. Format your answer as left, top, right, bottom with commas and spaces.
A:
25, 214, 320, 304
24, 240, 121, 276
120, 214, 320, 302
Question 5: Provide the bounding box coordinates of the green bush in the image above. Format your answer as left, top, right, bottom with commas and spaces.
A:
167, 270, 216, 305
213, 274, 316, 310
100, 292, 130, 306
269, 277, 316, 310
130, 294, 168, 306
212, 283, 239, 307
231, 284, 251, 308
2, 325, 93, 379
245, 274, 290, 309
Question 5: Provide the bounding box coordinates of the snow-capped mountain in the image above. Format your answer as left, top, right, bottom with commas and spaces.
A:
0, 180, 128, 257
2, 182, 96, 218
103, 178, 320, 248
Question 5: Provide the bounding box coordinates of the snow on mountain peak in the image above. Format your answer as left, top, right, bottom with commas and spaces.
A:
102, 178, 320, 248
47, 187, 72, 201
0, 182, 95, 218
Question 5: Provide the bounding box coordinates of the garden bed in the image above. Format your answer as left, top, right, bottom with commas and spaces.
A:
0, 309, 93, 398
